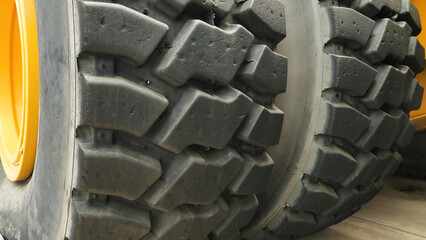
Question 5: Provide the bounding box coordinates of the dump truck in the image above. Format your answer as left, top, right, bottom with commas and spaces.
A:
0, 0, 424, 239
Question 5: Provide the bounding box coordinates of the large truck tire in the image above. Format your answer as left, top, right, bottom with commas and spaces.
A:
1, 0, 289, 239
249, 0, 425, 239
0, 0, 423, 240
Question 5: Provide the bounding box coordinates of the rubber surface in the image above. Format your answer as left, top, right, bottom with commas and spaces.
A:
0, 0, 423, 239
246, 0, 424, 239
0, 0, 288, 238
70, 0, 287, 239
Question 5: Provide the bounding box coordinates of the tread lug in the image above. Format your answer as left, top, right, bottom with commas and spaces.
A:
152, 86, 252, 153
325, 54, 377, 96
237, 45, 288, 95
146, 199, 229, 240
79, 74, 169, 137
267, 209, 316, 237
403, 37, 426, 75
228, 152, 274, 195
234, 0, 286, 43
344, 151, 395, 187
395, 118, 416, 148
323, 181, 383, 216
356, 109, 406, 151
382, 151, 403, 178
306, 143, 358, 184
70, 200, 150, 240
287, 177, 339, 214
153, 0, 234, 19
235, 104, 284, 147
155, 20, 254, 87
402, 78, 424, 112
212, 196, 259, 239
77, 1, 168, 65
327, 6, 375, 49
361, 65, 412, 109
363, 19, 412, 64
142, 149, 243, 211
317, 100, 370, 142
351, 0, 401, 18
397, 0, 422, 36
77, 144, 162, 201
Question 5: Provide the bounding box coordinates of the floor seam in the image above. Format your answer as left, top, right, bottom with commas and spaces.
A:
351, 216, 426, 239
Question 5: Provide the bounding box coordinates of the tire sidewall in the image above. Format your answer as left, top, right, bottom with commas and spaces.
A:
0, 1, 76, 239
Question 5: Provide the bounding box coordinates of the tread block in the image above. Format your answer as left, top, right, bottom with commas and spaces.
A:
153, 0, 234, 19
325, 55, 377, 96
155, 20, 254, 87
227, 152, 274, 195
152, 86, 252, 153
395, 118, 416, 148
344, 151, 393, 187
212, 196, 259, 239
327, 6, 375, 49
356, 109, 406, 151
237, 45, 288, 95
235, 104, 284, 147
323, 181, 383, 216
351, 0, 401, 18
306, 143, 357, 184
363, 19, 412, 64
382, 151, 402, 178
361, 65, 413, 109
211, 0, 236, 19
77, 144, 162, 201
147, 199, 229, 240
77, 1, 168, 65
79, 74, 169, 137
403, 37, 426, 75
317, 100, 370, 142
267, 209, 316, 236
287, 177, 339, 214
397, 0, 422, 36
70, 201, 150, 240
401, 78, 424, 112
233, 0, 286, 43
142, 149, 243, 211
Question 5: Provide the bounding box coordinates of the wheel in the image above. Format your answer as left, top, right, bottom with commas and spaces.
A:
245, 0, 424, 238
0, 0, 423, 240
2, 0, 289, 239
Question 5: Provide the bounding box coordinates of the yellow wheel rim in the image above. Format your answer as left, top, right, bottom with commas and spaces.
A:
0, 0, 39, 181
411, 0, 426, 130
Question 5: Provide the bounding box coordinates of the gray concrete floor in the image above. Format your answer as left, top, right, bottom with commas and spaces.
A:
302, 177, 426, 240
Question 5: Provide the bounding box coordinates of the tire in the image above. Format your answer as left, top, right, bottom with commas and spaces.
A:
0, 1, 423, 240
243, 0, 424, 239
398, 131, 426, 179
1, 0, 289, 239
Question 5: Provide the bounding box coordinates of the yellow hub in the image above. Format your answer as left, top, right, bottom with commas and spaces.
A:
411, 0, 426, 131
0, 0, 39, 181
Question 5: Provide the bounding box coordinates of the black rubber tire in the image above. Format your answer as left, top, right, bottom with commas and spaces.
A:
0, 0, 75, 239
1, 0, 289, 239
0, 0, 424, 240
398, 131, 426, 179
242, 0, 425, 239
